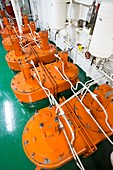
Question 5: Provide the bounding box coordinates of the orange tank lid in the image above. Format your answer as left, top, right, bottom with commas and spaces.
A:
22, 84, 113, 169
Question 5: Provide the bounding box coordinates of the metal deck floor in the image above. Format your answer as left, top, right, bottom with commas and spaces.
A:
0, 36, 113, 170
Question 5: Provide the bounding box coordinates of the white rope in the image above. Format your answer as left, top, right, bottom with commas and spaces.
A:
30, 59, 84, 170
59, 120, 85, 170
54, 55, 113, 145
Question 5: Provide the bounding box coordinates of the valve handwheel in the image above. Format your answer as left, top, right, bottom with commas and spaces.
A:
85, 51, 91, 59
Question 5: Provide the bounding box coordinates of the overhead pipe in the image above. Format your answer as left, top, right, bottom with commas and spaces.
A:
68, 0, 72, 43
10, 0, 22, 34
16, 0, 22, 26
0, 18, 4, 29
29, 0, 37, 22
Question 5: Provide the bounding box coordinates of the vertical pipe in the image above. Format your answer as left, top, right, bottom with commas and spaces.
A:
0, 1, 3, 10
10, 0, 22, 34
29, 0, 36, 21
68, 0, 72, 43
0, 18, 4, 29
28, 0, 32, 15
16, 0, 22, 25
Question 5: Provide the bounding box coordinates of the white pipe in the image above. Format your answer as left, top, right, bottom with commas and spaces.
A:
110, 152, 113, 167
29, 0, 36, 22
22, 0, 25, 6
16, 0, 22, 25
0, 1, 3, 10
58, 35, 90, 62
0, 18, 4, 29
56, 32, 113, 83
11, 0, 22, 34
68, 0, 73, 43
98, 68, 113, 82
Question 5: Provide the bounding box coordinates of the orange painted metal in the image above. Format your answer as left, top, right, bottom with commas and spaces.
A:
2, 31, 36, 52
32, 31, 56, 64
5, 36, 37, 71
0, 11, 5, 31
80, 84, 113, 132
22, 84, 113, 169
2, 17, 9, 26
2, 25, 17, 51
30, 22, 36, 34
0, 10, 6, 18
23, 15, 29, 26
5, 31, 56, 71
0, 17, 9, 39
11, 35, 23, 56
39, 31, 50, 50
11, 51, 79, 103
1, 14, 36, 42
2, 15, 36, 51
0, 16, 18, 39
22, 15, 33, 34
4, 1, 15, 18
2, 21, 36, 51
